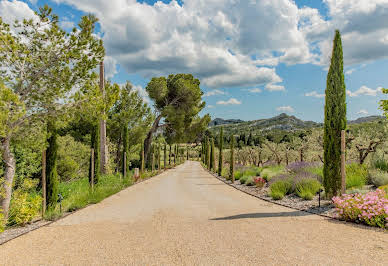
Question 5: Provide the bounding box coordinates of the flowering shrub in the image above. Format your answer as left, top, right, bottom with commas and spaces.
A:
332, 189, 388, 229
254, 177, 266, 188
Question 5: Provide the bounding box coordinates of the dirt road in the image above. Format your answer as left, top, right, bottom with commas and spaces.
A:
0, 161, 387, 265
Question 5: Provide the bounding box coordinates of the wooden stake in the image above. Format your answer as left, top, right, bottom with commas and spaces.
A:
91, 148, 95, 191
42, 150, 46, 216
341, 130, 346, 195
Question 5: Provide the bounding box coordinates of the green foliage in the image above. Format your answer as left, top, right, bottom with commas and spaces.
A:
243, 167, 262, 177
369, 169, 388, 187
234, 170, 242, 180
261, 166, 284, 182
346, 163, 367, 189
372, 156, 388, 172
89, 124, 100, 185
295, 178, 321, 200
46, 122, 59, 209
57, 135, 89, 181
221, 167, 230, 179
218, 127, 223, 176
245, 176, 255, 186
323, 30, 347, 196
230, 135, 234, 181
380, 88, 388, 118
239, 175, 249, 184
0, 211, 4, 232
269, 180, 293, 200
8, 179, 42, 226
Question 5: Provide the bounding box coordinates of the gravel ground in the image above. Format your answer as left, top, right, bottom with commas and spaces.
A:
0, 161, 387, 265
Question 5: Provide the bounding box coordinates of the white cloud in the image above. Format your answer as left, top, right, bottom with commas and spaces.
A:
207, 105, 215, 108
59, 19, 75, 30
104, 56, 118, 79
133, 85, 149, 103
305, 91, 325, 98
346, 86, 382, 97
0, 0, 38, 25
265, 83, 285, 92
276, 106, 295, 113
247, 88, 262, 93
203, 89, 225, 97
345, 68, 356, 75
217, 98, 241, 105
357, 109, 369, 115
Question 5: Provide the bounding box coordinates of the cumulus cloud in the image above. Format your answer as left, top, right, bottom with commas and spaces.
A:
276, 106, 295, 113
265, 83, 285, 92
59, 19, 75, 30
207, 105, 215, 109
203, 89, 226, 97
357, 109, 369, 115
346, 86, 382, 97
217, 98, 241, 105
0, 0, 38, 25
305, 91, 325, 98
133, 84, 149, 103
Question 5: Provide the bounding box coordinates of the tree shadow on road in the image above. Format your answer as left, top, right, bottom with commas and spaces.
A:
210, 211, 312, 220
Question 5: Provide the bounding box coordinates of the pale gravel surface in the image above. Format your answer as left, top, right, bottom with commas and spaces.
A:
0, 161, 387, 265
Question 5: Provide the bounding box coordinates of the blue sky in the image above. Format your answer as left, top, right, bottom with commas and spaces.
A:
1, 0, 387, 122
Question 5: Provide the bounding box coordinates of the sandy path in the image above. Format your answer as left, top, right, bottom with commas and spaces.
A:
0, 161, 387, 265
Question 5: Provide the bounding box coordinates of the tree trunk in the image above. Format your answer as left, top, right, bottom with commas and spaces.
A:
144, 114, 163, 165
0, 136, 15, 220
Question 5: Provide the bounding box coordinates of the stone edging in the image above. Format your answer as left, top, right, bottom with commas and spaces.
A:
0, 167, 175, 246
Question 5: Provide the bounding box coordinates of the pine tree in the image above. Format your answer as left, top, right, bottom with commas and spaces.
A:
46, 121, 59, 209
218, 127, 223, 176
323, 30, 347, 196
89, 123, 100, 185
230, 135, 235, 183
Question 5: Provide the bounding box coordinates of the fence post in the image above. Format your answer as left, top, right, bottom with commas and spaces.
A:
91, 148, 95, 191
42, 150, 46, 216
341, 130, 346, 195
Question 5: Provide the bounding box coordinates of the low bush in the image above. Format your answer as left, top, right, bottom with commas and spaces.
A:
295, 178, 321, 200
245, 176, 255, 186
8, 179, 42, 226
221, 167, 230, 179
346, 163, 367, 189
269, 180, 292, 200
239, 175, 249, 184
243, 167, 261, 177
332, 189, 388, 229
234, 170, 242, 180
372, 156, 388, 172
261, 166, 284, 182
254, 177, 266, 188
369, 169, 388, 187
0, 211, 4, 232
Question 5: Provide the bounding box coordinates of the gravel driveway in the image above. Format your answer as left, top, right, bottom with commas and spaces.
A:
0, 161, 387, 265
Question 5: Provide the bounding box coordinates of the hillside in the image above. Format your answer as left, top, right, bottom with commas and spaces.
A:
208, 113, 385, 136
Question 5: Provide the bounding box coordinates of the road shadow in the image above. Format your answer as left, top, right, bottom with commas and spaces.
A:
210, 210, 311, 220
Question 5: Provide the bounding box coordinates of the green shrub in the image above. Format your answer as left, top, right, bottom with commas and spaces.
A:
245, 176, 255, 186
346, 163, 367, 189
261, 166, 284, 182
8, 179, 42, 226
221, 167, 230, 179
243, 167, 261, 177
234, 170, 242, 180
369, 169, 388, 187
306, 166, 323, 178
372, 156, 388, 172
0, 211, 4, 232
239, 175, 249, 184
269, 180, 292, 200
295, 178, 321, 200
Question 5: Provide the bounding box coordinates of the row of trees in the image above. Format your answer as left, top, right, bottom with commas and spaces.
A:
0, 5, 210, 221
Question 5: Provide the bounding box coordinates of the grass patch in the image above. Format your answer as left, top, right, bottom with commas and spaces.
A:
261, 165, 284, 182
245, 176, 255, 186
346, 163, 367, 189
269, 180, 292, 200
234, 170, 243, 180
239, 175, 250, 184
243, 167, 262, 177
295, 178, 321, 200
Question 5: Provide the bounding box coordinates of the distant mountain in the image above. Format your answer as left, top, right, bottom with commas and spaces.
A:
209, 113, 321, 135
348, 115, 385, 124
209, 118, 244, 127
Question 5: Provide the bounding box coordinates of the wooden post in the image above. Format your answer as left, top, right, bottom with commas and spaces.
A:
341, 130, 346, 194
91, 148, 94, 191
123, 152, 126, 178
41, 150, 46, 216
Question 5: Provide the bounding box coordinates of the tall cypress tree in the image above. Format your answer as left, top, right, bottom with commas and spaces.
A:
164, 143, 167, 169
169, 144, 172, 166
218, 127, 223, 176
230, 135, 235, 183
89, 123, 100, 185
323, 30, 347, 196
140, 143, 145, 173
211, 138, 216, 172
206, 138, 211, 169
186, 145, 189, 160
158, 144, 161, 171
46, 121, 59, 209
122, 125, 129, 177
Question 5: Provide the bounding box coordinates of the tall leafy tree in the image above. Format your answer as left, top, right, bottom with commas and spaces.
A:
323, 30, 347, 196
218, 127, 223, 176
144, 74, 210, 163
0, 6, 104, 218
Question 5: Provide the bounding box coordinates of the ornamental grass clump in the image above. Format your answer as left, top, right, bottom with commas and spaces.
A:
234, 170, 242, 180
239, 175, 249, 184
245, 176, 255, 186
369, 169, 388, 187
269, 180, 293, 200
346, 163, 367, 189
332, 189, 388, 229
295, 178, 321, 200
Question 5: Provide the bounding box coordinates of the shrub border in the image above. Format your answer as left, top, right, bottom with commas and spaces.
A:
201, 164, 386, 233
